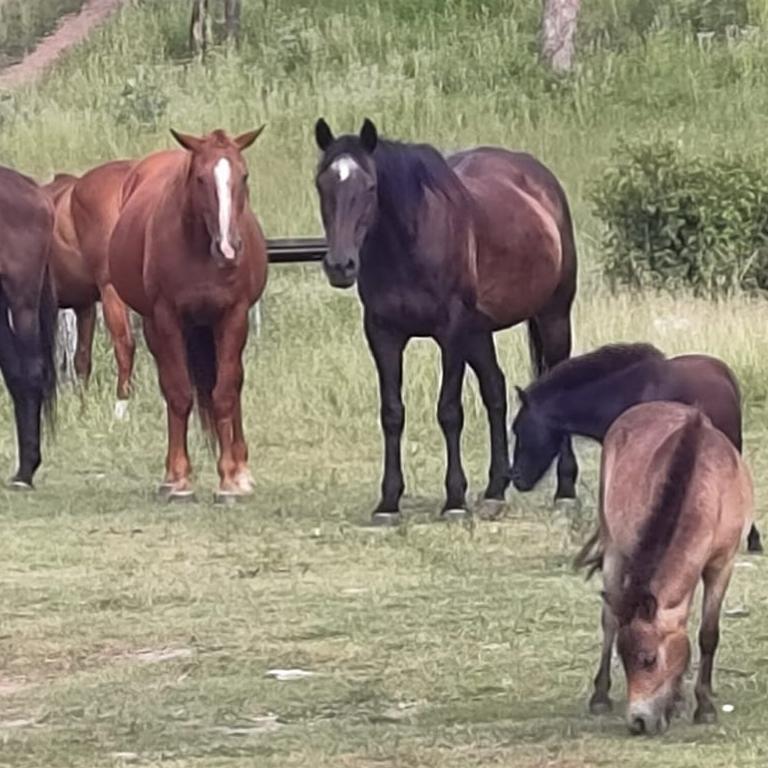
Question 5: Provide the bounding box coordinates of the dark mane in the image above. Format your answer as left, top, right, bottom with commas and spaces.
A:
618, 410, 703, 623
320, 136, 469, 243
528, 343, 665, 401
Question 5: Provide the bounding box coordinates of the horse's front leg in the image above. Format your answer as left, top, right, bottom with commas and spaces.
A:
695, 561, 734, 724
212, 306, 251, 499
143, 307, 194, 499
437, 338, 468, 516
365, 315, 407, 520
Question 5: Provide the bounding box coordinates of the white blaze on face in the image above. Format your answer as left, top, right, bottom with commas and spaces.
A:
214, 157, 235, 260
331, 155, 359, 182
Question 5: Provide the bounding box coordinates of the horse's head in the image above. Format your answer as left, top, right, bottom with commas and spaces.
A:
314, 117, 379, 289
509, 386, 562, 491
170, 126, 265, 268
608, 590, 690, 736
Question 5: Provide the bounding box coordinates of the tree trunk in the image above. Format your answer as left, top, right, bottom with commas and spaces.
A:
190, 0, 210, 57
540, 0, 582, 74
224, 0, 242, 44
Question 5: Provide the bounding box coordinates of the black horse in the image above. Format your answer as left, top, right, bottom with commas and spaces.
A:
509, 342, 762, 552
0, 166, 58, 488
314, 118, 578, 522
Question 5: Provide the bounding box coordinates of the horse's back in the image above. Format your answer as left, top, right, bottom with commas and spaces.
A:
661, 354, 741, 451
602, 402, 750, 564
448, 147, 573, 326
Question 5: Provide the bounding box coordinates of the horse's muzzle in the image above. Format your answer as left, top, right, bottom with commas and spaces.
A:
323, 257, 357, 289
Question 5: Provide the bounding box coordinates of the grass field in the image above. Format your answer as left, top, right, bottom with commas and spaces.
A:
3, 1, 768, 766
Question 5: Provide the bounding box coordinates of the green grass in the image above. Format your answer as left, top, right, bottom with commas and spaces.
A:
3, 1, 768, 766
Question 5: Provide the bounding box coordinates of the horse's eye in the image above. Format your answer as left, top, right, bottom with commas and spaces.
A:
639, 652, 657, 669
196, 175, 205, 184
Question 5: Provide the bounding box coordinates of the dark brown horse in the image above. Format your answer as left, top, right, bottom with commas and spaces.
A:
108, 128, 267, 501
509, 342, 762, 552
0, 166, 58, 487
45, 160, 136, 416
577, 403, 752, 734
314, 119, 577, 522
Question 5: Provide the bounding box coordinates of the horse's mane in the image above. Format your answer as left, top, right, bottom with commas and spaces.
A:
617, 410, 703, 623
529, 343, 665, 401
320, 136, 469, 243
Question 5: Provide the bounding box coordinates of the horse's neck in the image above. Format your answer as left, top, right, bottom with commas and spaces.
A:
541, 365, 651, 441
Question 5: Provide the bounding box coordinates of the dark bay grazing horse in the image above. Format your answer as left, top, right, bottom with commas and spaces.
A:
577, 403, 752, 734
109, 128, 267, 501
46, 160, 137, 417
314, 119, 577, 521
0, 167, 58, 487
509, 342, 763, 552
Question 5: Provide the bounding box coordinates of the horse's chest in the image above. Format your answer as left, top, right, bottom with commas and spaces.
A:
361, 281, 446, 335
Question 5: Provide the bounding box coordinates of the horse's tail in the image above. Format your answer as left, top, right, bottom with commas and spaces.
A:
574, 528, 604, 580
183, 323, 217, 447
39, 264, 58, 430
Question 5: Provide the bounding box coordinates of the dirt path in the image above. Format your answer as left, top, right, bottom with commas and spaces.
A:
0, 0, 127, 90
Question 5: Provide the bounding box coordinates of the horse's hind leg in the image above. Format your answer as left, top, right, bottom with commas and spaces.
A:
466, 331, 509, 502
529, 311, 578, 500
694, 560, 735, 725
101, 283, 135, 414
0, 296, 44, 486
747, 524, 763, 553
74, 304, 96, 385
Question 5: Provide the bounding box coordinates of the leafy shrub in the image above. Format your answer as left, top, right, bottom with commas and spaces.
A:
592, 140, 768, 296
114, 75, 169, 130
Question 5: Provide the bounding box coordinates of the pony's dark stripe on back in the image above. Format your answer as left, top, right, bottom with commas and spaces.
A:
619, 411, 703, 620
528, 342, 665, 400
321, 137, 468, 242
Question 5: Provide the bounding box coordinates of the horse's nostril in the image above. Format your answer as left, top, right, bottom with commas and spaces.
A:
630, 717, 646, 735
344, 258, 355, 272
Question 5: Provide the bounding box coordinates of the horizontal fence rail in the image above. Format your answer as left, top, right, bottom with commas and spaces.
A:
266, 237, 327, 264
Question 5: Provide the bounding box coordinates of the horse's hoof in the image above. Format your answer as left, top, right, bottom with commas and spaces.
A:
475, 498, 506, 521
166, 489, 196, 504
370, 512, 401, 527
694, 706, 717, 725
441, 508, 469, 522
156, 482, 175, 499
213, 490, 247, 506
589, 694, 612, 715
113, 399, 129, 421
8, 479, 33, 491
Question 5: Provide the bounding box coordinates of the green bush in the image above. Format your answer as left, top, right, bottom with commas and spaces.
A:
592, 140, 768, 296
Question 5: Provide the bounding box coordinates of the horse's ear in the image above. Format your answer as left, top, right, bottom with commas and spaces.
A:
360, 118, 378, 154
315, 118, 334, 151
635, 591, 658, 622
514, 385, 528, 407
234, 125, 265, 151
170, 129, 204, 153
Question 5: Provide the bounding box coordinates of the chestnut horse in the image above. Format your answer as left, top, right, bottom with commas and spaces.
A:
509, 342, 762, 552
0, 166, 58, 487
314, 119, 577, 522
577, 403, 752, 734
45, 160, 136, 415
108, 128, 267, 501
